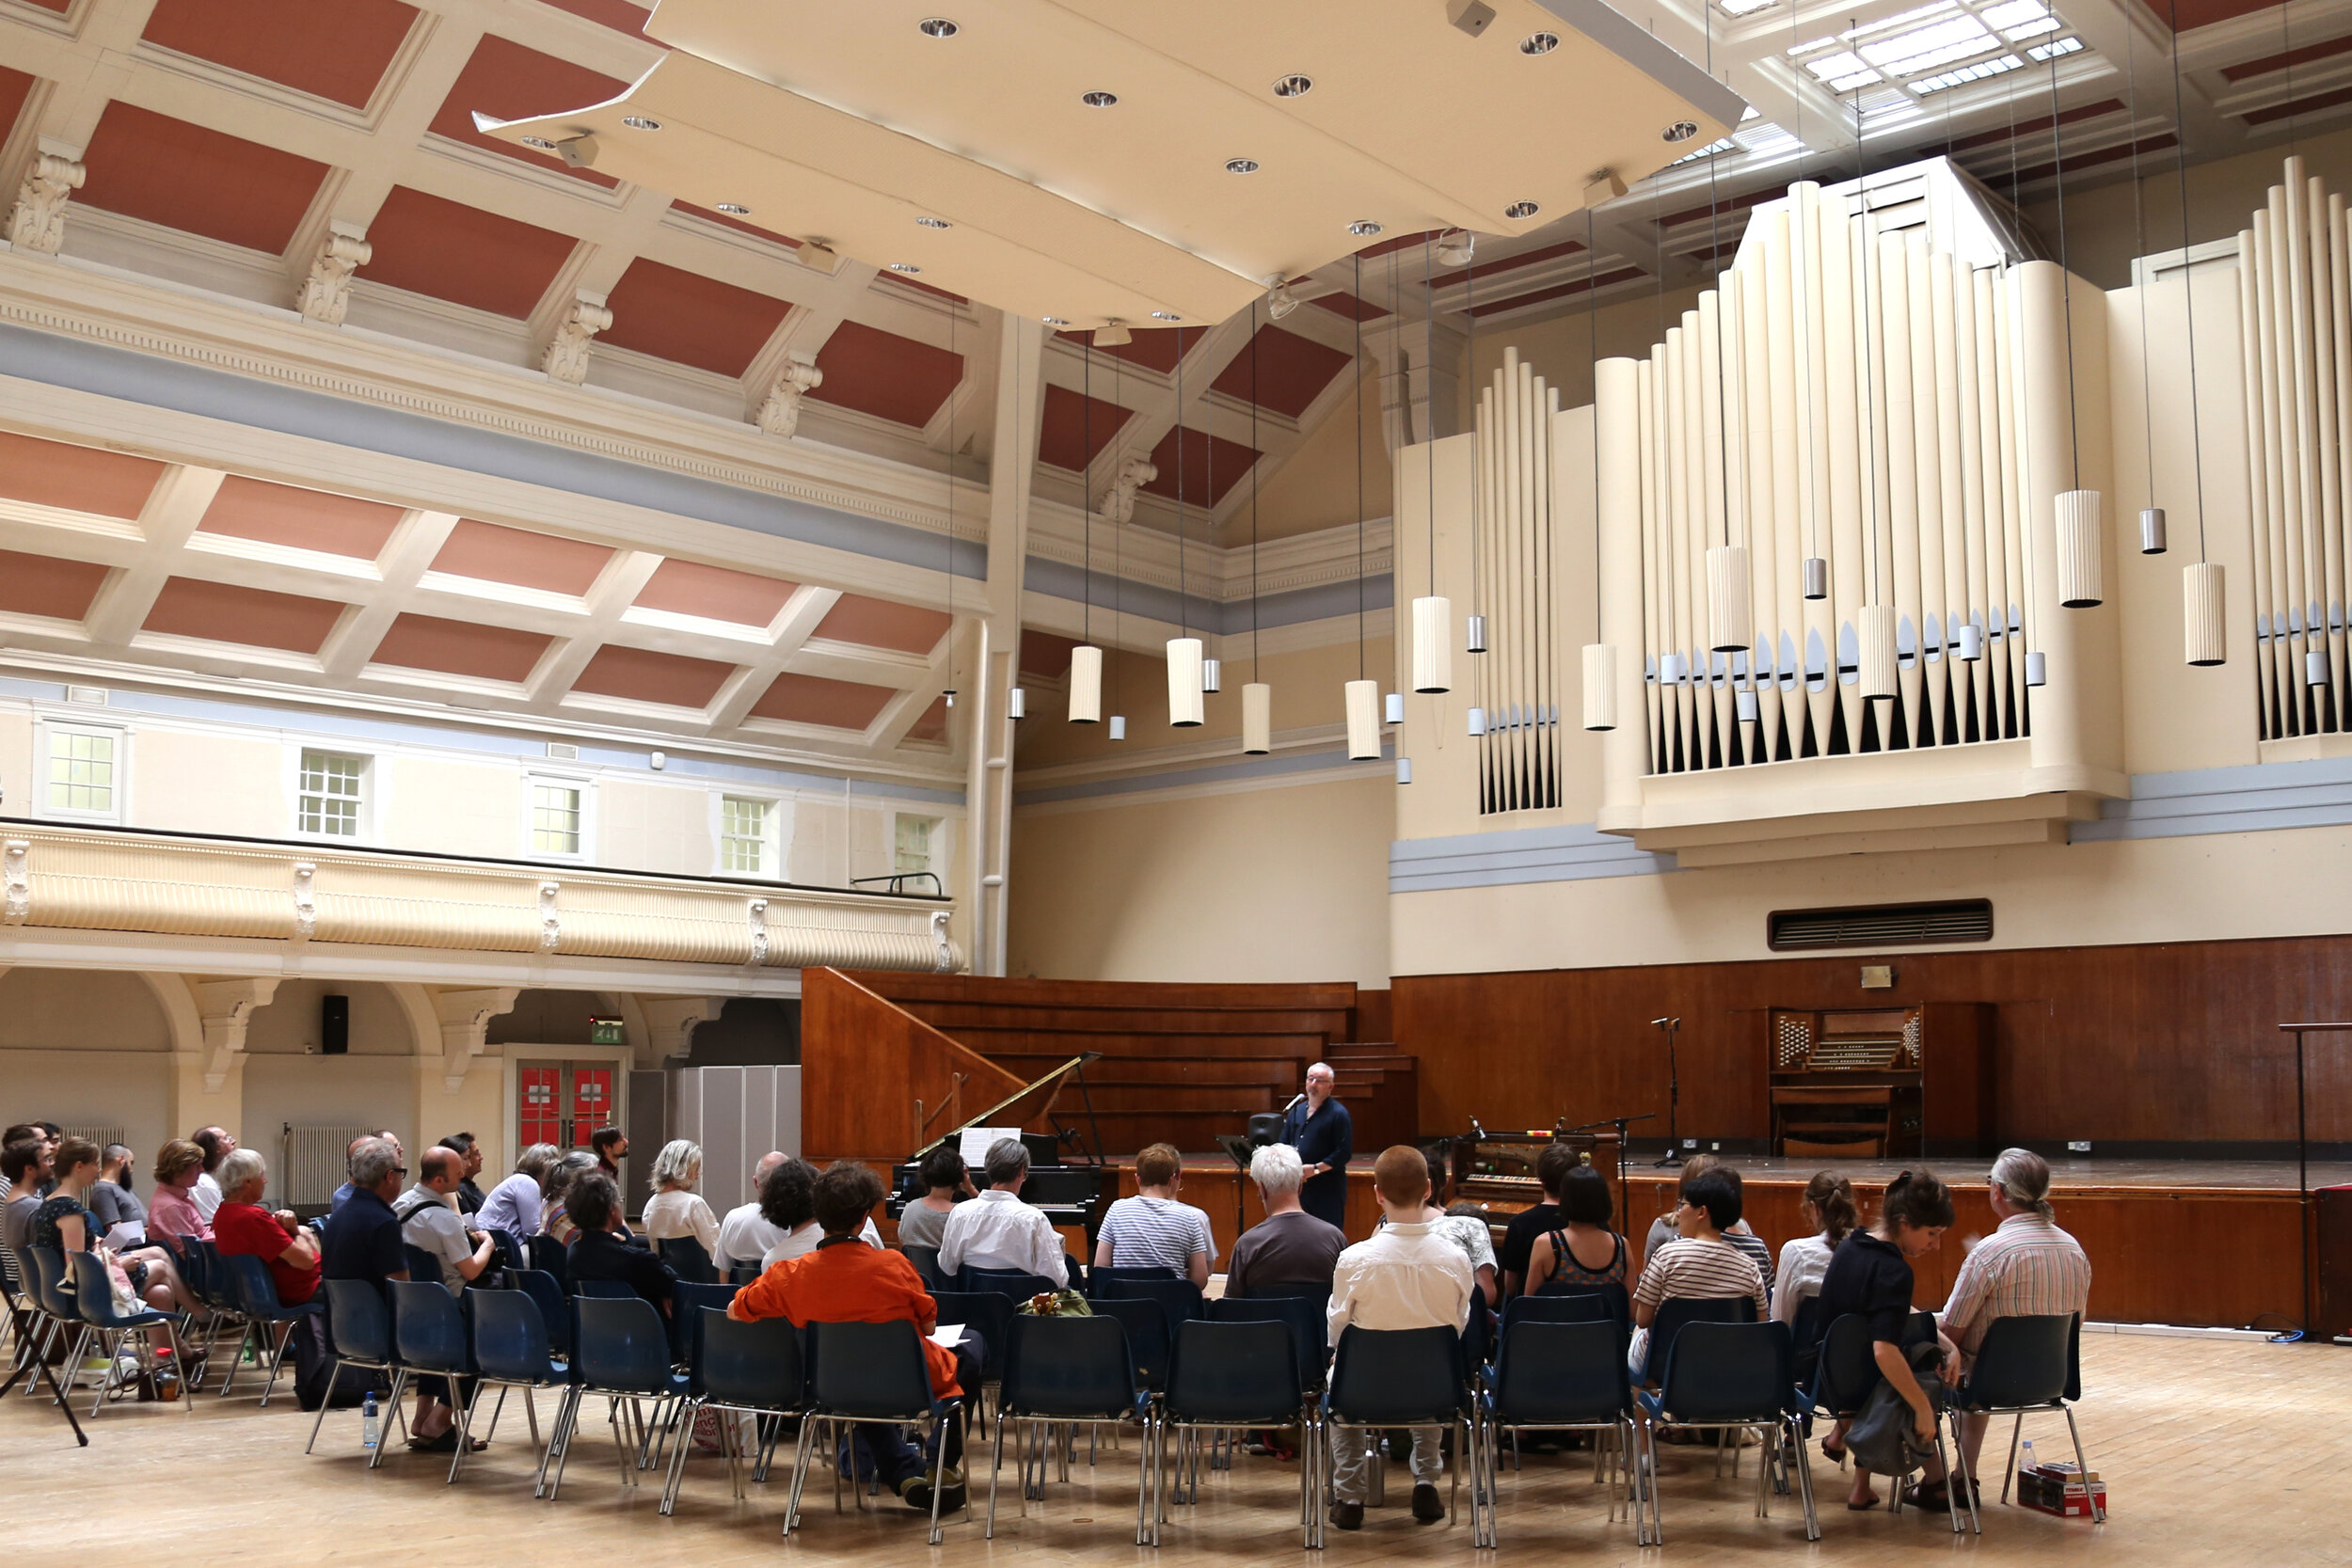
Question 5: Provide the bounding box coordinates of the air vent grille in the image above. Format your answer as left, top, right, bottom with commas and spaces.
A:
1767, 899, 1992, 951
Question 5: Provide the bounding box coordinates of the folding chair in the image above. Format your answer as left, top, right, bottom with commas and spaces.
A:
1634, 1320, 1819, 1545
1478, 1318, 1643, 1546
1152, 1318, 1316, 1547
987, 1313, 1152, 1542
1947, 1312, 2099, 1530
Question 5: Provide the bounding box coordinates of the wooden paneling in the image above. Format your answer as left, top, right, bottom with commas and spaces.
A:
800, 968, 1025, 1162
1395, 934, 2352, 1149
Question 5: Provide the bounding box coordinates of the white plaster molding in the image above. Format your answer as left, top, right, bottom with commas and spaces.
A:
930, 909, 954, 973
538, 880, 562, 950
1098, 453, 1156, 526
293, 222, 373, 327
433, 985, 521, 1092
292, 861, 316, 939
7, 148, 85, 257
637, 994, 718, 1062
191, 975, 281, 1092
2, 840, 24, 924
747, 897, 769, 966
541, 292, 613, 386
754, 355, 824, 440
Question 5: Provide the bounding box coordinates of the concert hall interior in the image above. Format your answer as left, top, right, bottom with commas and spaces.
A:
1, 0, 2350, 1559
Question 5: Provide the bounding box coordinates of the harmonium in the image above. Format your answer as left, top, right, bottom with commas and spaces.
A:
1446, 1126, 1622, 1244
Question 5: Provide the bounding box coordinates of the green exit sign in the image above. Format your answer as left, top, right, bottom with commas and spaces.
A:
589, 1017, 626, 1046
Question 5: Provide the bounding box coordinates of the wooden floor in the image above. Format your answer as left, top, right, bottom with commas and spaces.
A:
10, 1333, 2346, 1565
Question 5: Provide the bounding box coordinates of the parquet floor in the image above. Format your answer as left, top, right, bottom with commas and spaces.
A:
8, 1331, 2346, 1565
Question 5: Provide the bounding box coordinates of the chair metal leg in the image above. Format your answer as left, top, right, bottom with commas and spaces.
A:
987, 1401, 1009, 1538
783, 1412, 817, 1536
481, 1385, 510, 1446
1947, 1408, 1982, 1534
2062, 1404, 2104, 1523
546, 1386, 584, 1500
446, 1378, 475, 1485
303, 1357, 347, 1453
1931, 1427, 1963, 1535
2001, 1410, 2024, 1503
659, 1396, 696, 1514
1788, 1416, 1820, 1541
925, 1405, 955, 1546
258, 1321, 294, 1408
371, 1368, 409, 1470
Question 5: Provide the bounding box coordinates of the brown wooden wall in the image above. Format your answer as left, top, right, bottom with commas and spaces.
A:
1394, 934, 2352, 1149
801, 969, 1026, 1162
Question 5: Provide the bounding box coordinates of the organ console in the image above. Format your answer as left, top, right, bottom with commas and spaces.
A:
1767, 1003, 1994, 1159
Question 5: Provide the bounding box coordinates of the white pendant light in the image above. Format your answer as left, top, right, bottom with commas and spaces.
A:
1581, 643, 1617, 731
1860, 603, 1898, 703
1200, 656, 1222, 693
1467, 705, 1487, 736
2184, 562, 2227, 667
1383, 690, 1406, 726
1803, 556, 1829, 600
1957, 621, 1985, 661
1466, 613, 1487, 654
2140, 507, 2168, 555
1707, 545, 1753, 653
1411, 595, 1454, 692
1068, 644, 1104, 722
1166, 637, 1204, 725
1109, 714, 1126, 740
1344, 678, 1380, 759
2056, 489, 2104, 608
1008, 686, 1026, 720
1660, 651, 1688, 685
2026, 650, 2048, 687
1395, 756, 1413, 784
1736, 685, 1759, 724
1242, 681, 1271, 753
2308, 648, 2330, 688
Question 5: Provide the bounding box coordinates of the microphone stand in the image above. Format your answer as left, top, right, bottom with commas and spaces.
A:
1653, 1019, 1685, 1168
1566, 1113, 1655, 1243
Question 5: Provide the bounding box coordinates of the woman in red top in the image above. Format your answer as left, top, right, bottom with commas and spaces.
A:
209, 1148, 322, 1306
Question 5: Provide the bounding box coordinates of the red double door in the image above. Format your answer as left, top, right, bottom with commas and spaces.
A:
518, 1060, 617, 1152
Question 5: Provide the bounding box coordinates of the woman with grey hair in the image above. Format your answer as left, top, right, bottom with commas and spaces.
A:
476, 1143, 562, 1239
211, 1147, 322, 1305
643, 1138, 719, 1259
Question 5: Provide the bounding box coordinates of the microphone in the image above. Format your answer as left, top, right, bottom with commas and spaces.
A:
1651, 1017, 1681, 1028
1281, 1092, 1306, 1112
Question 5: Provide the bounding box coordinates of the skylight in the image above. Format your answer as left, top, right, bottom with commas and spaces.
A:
1787, 0, 2093, 104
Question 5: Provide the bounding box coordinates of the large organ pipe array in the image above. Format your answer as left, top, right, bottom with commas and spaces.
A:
2240, 156, 2352, 738
1472, 348, 1564, 812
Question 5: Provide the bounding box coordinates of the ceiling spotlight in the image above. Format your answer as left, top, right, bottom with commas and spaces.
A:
1265, 277, 1300, 320
1504, 200, 1540, 219
1662, 120, 1700, 142
1150, 310, 1182, 321
1095, 320, 1133, 346
1348, 219, 1384, 236
1225, 157, 1261, 174
1436, 230, 1475, 266
1081, 90, 1120, 107
716, 202, 751, 215
889, 262, 922, 274
1041, 316, 1070, 326
914, 215, 952, 228
917, 16, 959, 37
1521, 31, 1560, 53
519, 135, 557, 150
621, 115, 662, 131
1272, 73, 1313, 98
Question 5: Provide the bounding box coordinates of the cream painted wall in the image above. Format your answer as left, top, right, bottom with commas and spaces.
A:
0, 970, 175, 1158
1248, 366, 1396, 544
381, 752, 527, 859
599, 775, 715, 875
0, 710, 31, 816
131, 725, 284, 836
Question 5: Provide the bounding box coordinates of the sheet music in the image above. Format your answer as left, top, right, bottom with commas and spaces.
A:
959, 1126, 1021, 1167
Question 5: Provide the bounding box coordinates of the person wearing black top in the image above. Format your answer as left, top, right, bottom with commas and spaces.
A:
437, 1133, 487, 1214
1498, 1141, 1581, 1297
1812, 1168, 1958, 1513
1280, 1062, 1353, 1233
565, 1172, 676, 1315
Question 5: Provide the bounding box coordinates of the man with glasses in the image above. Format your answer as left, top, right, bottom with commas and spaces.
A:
321, 1137, 469, 1452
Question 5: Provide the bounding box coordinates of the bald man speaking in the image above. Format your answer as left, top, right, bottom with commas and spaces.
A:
1279, 1062, 1354, 1234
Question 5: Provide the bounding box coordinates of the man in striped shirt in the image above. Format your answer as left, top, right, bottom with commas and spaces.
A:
1940, 1148, 2091, 1478
1629, 1170, 1769, 1377
1094, 1142, 1216, 1287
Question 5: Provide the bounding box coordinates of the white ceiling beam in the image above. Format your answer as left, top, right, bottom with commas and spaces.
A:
81, 464, 222, 647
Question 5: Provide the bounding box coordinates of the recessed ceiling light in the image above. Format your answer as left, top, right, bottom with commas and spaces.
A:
1081, 90, 1120, 107
1662, 120, 1701, 142
1504, 200, 1540, 219
1225, 157, 1261, 174
889, 262, 923, 274
1521, 31, 1560, 54
1272, 73, 1313, 98
1348, 219, 1384, 236
915, 215, 952, 229
520, 135, 558, 150
917, 17, 959, 37
1150, 310, 1182, 321
622, 115, 661, 131
716, 202, 752, 215
1041, 316, 1070, 326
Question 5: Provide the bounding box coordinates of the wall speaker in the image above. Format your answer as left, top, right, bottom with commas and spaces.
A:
322, 993, 349, 1055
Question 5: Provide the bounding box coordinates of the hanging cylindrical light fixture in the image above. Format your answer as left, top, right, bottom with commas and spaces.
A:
1241, 681, 1271, 753
2140, 507, 2168, 555
2057, 491, 2105, 609
1384, 690, 1406, 725
1068, 643, 1103, 722
1860, 603, 1899, 703
2308, 648, 2330, 688
1736, 686, 1758, 724
1344, 678, 1380, 759
1109, 714, 1126, 739
1803, 556, 1829, 601
1008, 686, 1026, 720
1412, 595, 1454, 692
1466, 613, 1487, 654
2026, 651, 2048, 687
1707, 545, 1753, 653
1395, 756, 1414, 784
1581, 643, 1616, 732
1957, 622, 1985, 661
1166, 636, 1204, 725
1660, 651, 1688, 685
1467, 705, 1487, 736
2184, 562, 2226, 667
1200, 657, 1222, 693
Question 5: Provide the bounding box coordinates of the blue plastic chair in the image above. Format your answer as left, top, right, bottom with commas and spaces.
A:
1504, 1291, 1617, 1332
660, 1309, 811, 1527
1209, 1294, 1327, 1392
1324, 1325, 1482, 1549
18, 1247, 74, 1379
63, 1251, 181, 1418
795, 1319, 965, 1545
1634, 1320, 1817, 1545
930, 1289, 1014, 1400
514, 1269, 571, 1360
900, 1244, 946, 1291
306, 1278, 399, 1455
462, 1288, 566, 1481
989, 1313, 1151, 1541
669, 1279, 738, 1368
1947, 1312, 2096, 1530
659, 1237, 716, 1285
963, 1265, 1062, 1300
1093, 1274, 1205, 1325
1089, 1295, 1171, 1393
1088, 1264, 1180, 1295
572, 1277, 635, 1299
543, 1294, 689, 1503
183, 1238, 244, 1381
385, 1279, 477, 1481
1636, 1293, 1755, 1386
1152, 1318, 1313, 1546
1479, 1318, 1643, 1545
1534, 1279, 1634, 1326
217, 1251, 321, 1407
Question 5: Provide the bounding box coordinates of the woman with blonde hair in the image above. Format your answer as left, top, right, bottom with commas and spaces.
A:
1773, 1170, 1859, 1327
641, 1138, 720, 1259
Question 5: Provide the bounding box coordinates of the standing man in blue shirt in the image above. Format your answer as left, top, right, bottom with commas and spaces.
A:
1280, 1062, 1353, 1235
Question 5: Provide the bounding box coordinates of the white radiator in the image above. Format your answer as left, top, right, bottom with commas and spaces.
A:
281, 1123, 370, 1208
61, 1125, 124, 1149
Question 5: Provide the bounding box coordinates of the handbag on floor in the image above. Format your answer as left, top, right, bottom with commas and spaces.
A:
1843, 1338, 1944, 1476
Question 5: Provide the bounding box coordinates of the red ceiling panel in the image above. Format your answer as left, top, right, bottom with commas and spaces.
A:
539, 0, 660, 38
1308, 291, 1389, 324
2161, 0, 2280, 26
816, 594, 951, 655
199, 475, 404, 558
140, 577, 346, 653
906, 694, 949, 743
360, 185, 577, 320
676, 201, 801, 248
430, 518, 612, 594
748, 671, 897, 729
571, 643, 735, 707
0, 549, 108, 622
1020, 630, 1078, 679
1139, 424, 1260, 507
600, 257, 790, 378
1057, 325, 1204, 373
430, 35, 628, 188
1428, 237, 1584, 293
76, 103, 328, 255
2224, 34, 2352, 79
0, 67, 35, 139
22, 0, 65, 10
809, 320, 963, 428
371, 612, 550, 681
1209, 325, 1353, 419
632, 559, 796, 626
0, 433, 165, 517
140, 0, 418, 109
1037, 384, 1133, 470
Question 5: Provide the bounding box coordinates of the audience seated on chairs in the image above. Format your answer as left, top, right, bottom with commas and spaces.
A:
436, 1133, 486, 1214
1938, 1149, 2091, 1481
190, 1126, 235, 1224
146, 1138, 212, 1251
89, 1144, 149, 1237
755, 1155, 884, 1266
1325, 1144, 1475, 1531
3, 1138, 46, 1252
1773, 1171, 1859, 1327
591, 1124, 628, 1180
1629, 1169, 1768, 1377
1094, 1142, 1216, 1288
210, 1148, 321, 1307
641, 1138, 721, 1260
475, 1142, 561, 1240
1814, 1166, 1958, 1513
395, 1148, 497, 1293
1498, 1140, 1581, 1298
1225, 1144, 1346, 1298
31, 1137, 199, 1314
1526, 1164, 1629, 1295
895, 1145, 972, 1252
537, 1151, 597, 1249
729, 1161, 978, 1517
321, 1136, 469, 1454
1411, 1146, 1499, 1307
711, 1150, 788, 1273
1642, 1153, 1775, 1294
328, 1131, 402, 1215
565, 1171, 676, 1313
937, 1138, 1066, 1288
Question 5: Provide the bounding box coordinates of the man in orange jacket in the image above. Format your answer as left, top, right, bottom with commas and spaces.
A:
731, 1160, 977, 1514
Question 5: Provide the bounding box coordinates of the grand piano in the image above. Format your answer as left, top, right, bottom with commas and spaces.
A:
887, 1050, 1120, 1245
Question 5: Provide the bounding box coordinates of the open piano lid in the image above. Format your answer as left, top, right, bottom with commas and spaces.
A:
910, 1050, 1104, 1163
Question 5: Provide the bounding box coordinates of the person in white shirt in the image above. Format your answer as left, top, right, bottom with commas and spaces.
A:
937, 1138, 1068, 1287
1326, 1145, 1475, 1531
753, 1154, 882, 1267
396, 1147, 497, 1293
1772, 1171, 1858, 1326
190, 1125, 235, 1223
713, 1150, 790, 1274
1094, 1142, 1216, 1287
641, 1138, 721, 1261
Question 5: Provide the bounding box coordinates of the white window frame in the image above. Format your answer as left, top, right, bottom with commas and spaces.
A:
287, 745, 374, 843
889, 810, 946, 890
523, 771, 596, 862
711, 788, 787, 879
34, 715, 130, 824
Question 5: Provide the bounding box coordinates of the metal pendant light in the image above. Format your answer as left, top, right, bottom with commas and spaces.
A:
1467, 613, 1487, 654
1395, 756, 1414, 784
2056, 489, 2104, 608
1343, 252, 1378, 762
1803, 556, 1829, 600
2184, 562, 2226, 667
1242, 681, 1271, 753
2307, 647, 2330, 688
1581, 641, 1617, 732
1200, 657, 1222, 693
1467, 705, 1487, 736
1008, 686, 1026, 720
1957, 621, 1985, 661
1660, 651, 1688, 685
1384, 690, 1406, 726
2026, 650, 2048, 687
2168, 0, 2221, 666
1240, 301, 1272, 753
1344, 678, 1381, 759
1109, 714, 1126, 740
2140, 507, 2168, 554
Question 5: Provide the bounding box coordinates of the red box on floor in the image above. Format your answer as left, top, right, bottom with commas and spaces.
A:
2016, 1465, 2108, 1519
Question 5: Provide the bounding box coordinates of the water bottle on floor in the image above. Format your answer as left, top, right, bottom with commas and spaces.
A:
362, 1393, 380, 1449
2019, 1437, 2037, 1479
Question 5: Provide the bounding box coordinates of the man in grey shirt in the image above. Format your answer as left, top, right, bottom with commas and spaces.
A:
1225, 1144, 1346, 1297
394, 1147, 497, 1292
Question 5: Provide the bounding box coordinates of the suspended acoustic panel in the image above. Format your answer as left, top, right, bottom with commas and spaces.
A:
1472, 348, 1563, 813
